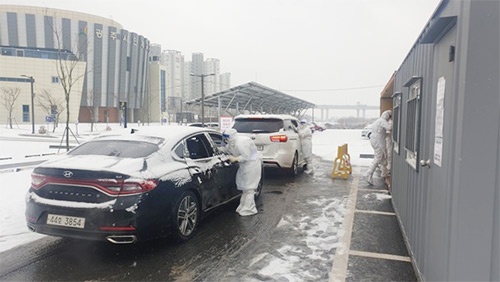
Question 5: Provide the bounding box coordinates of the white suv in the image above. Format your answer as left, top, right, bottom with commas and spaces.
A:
232, 114, 306, 176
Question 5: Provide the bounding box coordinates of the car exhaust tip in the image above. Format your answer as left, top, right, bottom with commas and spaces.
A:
106, 235, 137, 244
27, 225, 36, 232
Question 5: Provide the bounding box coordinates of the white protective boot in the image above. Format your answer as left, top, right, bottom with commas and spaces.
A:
304, 158, 314, 174
366, 174, 374, 185
236, 190, 257, 216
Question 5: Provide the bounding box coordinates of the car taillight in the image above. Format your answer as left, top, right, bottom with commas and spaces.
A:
121, 179, 158, 194
30, 174, 158, 196
31, 173, 48, 189
270, 135, 288, 142
99, 178, 159, 195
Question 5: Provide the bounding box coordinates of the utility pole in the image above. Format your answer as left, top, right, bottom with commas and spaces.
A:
21, 75, 35, 134
190, 73, 215, 127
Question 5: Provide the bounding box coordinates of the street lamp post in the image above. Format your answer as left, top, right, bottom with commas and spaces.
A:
21, 75, 35, 134
190, 73, 215, 127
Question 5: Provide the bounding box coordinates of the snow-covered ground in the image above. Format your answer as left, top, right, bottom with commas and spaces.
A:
0, 123, 373, 253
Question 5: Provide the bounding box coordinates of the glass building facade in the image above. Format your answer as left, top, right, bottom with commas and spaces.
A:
0, 5, 150, 123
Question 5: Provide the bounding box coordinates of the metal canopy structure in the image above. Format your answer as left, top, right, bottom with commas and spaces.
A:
185, 81, 315, 117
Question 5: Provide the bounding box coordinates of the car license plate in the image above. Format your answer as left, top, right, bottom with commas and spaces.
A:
257, 145, 264, 151
47, 214, 85, 229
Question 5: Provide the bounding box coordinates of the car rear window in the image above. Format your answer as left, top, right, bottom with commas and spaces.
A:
68, 140, 159, 158
233, 118, 284, 133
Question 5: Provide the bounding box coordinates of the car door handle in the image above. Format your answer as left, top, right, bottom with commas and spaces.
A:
217, 158, 232, 167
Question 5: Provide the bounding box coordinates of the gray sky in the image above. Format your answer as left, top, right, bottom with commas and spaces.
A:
3, 0, 442, 115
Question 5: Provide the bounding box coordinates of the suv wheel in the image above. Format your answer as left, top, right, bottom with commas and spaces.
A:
287, 152, 298, 177
255, 170, 264, 199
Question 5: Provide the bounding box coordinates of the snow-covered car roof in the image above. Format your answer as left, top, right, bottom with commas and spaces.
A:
92, 125, 218, 144
38, 125, 221, 178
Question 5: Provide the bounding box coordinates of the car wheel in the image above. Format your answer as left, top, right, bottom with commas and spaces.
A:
171, 190, 199, 242
367, 132, 372, 139
255, 168, 264, 199
287, 152, 299, 177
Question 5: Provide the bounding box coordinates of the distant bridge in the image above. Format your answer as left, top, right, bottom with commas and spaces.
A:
315, 104, 379, 119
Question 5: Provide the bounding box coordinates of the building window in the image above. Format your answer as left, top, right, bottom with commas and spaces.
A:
404, 78, 422, 170
51, 76, 59, 83
1, 47, 15, 56
392, 92, 402, 155
22, 105, 30, 122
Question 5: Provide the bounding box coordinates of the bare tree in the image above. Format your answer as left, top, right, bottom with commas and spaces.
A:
46, 10, 89, 151
36, 89, 65, 132
86, 89, 98, 132
1, 87, 21, 129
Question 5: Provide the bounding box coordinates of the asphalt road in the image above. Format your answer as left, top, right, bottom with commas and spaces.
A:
0, 159, 350, 281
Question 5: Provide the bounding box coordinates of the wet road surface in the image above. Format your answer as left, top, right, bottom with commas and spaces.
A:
0, 158, 351, 281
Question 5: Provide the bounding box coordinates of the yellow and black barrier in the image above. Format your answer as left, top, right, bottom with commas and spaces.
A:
331, 143, 352, 179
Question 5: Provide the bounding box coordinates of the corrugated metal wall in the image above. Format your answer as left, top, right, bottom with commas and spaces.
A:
390, 0, 500, 281
392, 42, 434, 278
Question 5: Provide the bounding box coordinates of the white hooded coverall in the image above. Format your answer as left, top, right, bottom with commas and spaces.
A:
298, 123, 313, 173
366, 110, 392, 184
224, 129, 262, 216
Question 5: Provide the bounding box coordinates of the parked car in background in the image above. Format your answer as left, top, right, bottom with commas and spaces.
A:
310, 122, 326, 132
361, 125, 372, 139
188, 122, 219, 129
26, 126, 262, 244
232, 114, 305, 176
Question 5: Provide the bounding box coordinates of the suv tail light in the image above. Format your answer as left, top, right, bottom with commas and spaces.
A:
270, 135, 288, 142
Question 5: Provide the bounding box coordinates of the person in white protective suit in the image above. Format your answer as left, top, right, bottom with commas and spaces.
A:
365, 110, 392, 185
385, 119, 393, 174
222, 128, 262, 216
299, 119, 314, 174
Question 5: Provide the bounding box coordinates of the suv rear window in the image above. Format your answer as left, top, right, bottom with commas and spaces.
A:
233, 118, 284, 133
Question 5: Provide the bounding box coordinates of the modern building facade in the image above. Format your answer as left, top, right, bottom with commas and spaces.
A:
204, 58, 220, 95
147, 46, 167, 124
389, 0, 499, 281
0, 5, 150, 125
220, 72, 231, 91
0, 5, 234, 127
190, 52, 204, 101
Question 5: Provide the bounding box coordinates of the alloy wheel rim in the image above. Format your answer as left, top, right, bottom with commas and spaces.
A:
177, 195, 198, 236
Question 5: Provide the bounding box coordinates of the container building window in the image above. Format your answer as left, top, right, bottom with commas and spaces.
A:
405, 80, 422, 169
392, 92, 402, 154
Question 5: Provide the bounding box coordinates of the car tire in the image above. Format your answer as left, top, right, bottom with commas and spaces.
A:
255, 169, 264, 199
287, 152, 299, 177
171, 190, 199, 242
367, 132, 372, 139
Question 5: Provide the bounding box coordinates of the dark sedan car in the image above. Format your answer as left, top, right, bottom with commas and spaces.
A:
25, 126, 263, 244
